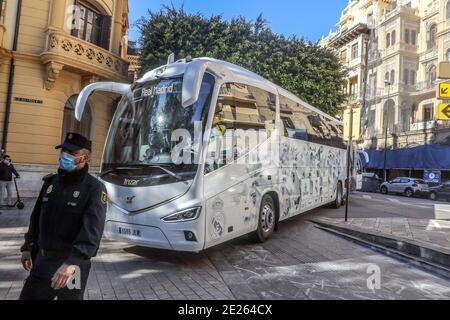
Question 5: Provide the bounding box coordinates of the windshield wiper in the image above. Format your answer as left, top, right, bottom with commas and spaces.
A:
99, 166, 145, 178
144, 165, 189, 185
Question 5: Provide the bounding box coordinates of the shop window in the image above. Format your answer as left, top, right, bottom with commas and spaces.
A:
72, 1, 112, 50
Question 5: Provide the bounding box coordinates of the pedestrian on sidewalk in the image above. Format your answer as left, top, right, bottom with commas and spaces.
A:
19, 133, 107, 300
0, 155, 21, 207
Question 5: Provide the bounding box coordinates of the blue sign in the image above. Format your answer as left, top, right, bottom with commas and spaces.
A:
424, 170, 441, 184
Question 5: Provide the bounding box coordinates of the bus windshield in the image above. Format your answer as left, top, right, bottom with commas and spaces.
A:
102, 73, 215, 180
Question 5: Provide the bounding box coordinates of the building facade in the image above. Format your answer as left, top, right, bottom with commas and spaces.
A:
0, 0, 130, 196
323, 0, 450, 181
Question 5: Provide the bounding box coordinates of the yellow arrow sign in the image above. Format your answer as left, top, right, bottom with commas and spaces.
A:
439, 104, 450, 120
439, 83, 450, 99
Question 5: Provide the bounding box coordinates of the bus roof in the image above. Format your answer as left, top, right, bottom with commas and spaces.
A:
138, 57, 343, 125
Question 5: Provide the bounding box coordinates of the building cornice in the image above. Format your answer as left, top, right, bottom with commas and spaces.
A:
329, 23, 369, 48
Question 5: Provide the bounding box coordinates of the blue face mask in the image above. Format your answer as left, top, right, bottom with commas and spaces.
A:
59, 152, 78, 172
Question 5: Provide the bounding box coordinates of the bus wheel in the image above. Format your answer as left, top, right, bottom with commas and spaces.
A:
254, 194, 276, 243
333, 182, 343, 209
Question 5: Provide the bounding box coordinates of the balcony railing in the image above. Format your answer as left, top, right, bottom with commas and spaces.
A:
415, 80, 437, 91
41, 30, 129, 89
410, 121, 436, 131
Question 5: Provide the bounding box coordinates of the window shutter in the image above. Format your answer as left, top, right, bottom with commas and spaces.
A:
100, 15, 112, 50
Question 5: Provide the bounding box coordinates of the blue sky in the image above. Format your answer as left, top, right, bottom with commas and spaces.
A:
128, 0, 347, 43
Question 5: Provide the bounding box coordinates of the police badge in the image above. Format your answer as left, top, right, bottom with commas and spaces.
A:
101, 192, 107, 204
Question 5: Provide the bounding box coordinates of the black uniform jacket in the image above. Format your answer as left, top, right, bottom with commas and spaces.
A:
21, 165, 107, 266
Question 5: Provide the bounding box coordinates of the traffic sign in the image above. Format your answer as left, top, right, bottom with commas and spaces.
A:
438, 103, 450, 120
439, 83, 450, 99
439, 62, 450, 79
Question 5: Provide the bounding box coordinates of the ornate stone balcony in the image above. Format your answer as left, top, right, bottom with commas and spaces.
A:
40, 30, 129, 90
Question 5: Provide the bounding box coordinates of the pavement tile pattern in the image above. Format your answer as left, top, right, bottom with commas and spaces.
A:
1, 197, 449, 300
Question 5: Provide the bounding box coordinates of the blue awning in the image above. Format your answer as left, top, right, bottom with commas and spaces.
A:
365, 145, 450, 170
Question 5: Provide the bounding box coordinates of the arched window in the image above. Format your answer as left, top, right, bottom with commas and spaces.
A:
428, 65, 437, 86
390, 70, 395, 84
386, 33, 391, 48
447, 1, 450, 19
447, 49, 450, 61
403, 69, 409, 85
71, 1, 112, 50
385, 72, 390, 85
391, 30, 396, 45
428, 24, 437, 49
61, 95, 93, 143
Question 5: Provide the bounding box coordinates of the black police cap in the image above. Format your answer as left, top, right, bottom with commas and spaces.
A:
56, 132, 92, 152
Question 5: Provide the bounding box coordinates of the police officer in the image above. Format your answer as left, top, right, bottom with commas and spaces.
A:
19, 133, 107, 300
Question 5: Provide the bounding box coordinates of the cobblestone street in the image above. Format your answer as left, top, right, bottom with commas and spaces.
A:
1, 195, 449, 300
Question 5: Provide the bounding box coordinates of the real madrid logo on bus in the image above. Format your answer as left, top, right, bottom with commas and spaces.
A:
73, 191, 80, 198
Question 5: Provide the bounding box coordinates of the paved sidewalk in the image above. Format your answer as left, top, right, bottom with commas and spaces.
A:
312, 217, 450, 255
2, 197, 450, 300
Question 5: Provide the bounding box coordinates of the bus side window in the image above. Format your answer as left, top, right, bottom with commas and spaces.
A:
205, 83, 276, 174
279, 96, 310, 141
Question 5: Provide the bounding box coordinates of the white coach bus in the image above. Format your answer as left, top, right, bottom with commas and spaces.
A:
75, 57, 347, 252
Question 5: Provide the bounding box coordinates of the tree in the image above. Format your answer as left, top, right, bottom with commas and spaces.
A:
137, 5, 347, 116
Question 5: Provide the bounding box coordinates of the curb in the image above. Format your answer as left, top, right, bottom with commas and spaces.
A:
311, 220, 450, 279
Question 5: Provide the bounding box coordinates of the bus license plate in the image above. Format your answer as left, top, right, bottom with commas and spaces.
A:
118, 227, 142, 238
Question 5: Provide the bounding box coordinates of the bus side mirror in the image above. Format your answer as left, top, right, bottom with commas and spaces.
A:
75, 82, 131, 121
182, 60, 209, 108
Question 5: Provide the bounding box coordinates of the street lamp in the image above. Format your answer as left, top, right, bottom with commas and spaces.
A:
383, 79, 392, 182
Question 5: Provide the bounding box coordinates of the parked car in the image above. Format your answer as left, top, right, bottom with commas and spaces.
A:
361, 173, 383, 193
380, 177, 430, 198
429, 181, 450, 201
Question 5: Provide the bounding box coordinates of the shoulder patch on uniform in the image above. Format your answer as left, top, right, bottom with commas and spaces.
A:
101, 191, 108, 204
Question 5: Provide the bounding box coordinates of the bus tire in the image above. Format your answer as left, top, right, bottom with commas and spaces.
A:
254, 194, 276, 243
333, 182, 343, 209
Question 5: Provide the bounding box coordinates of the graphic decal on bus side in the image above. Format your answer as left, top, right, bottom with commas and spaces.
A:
279, 141, 345, 217
206, 141, 345, 242
210, 212, 225, 240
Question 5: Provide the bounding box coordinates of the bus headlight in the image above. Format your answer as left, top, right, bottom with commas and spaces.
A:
162, 207, 201, 223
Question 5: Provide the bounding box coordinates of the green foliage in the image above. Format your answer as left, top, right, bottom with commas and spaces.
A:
137, 5, 347, 116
